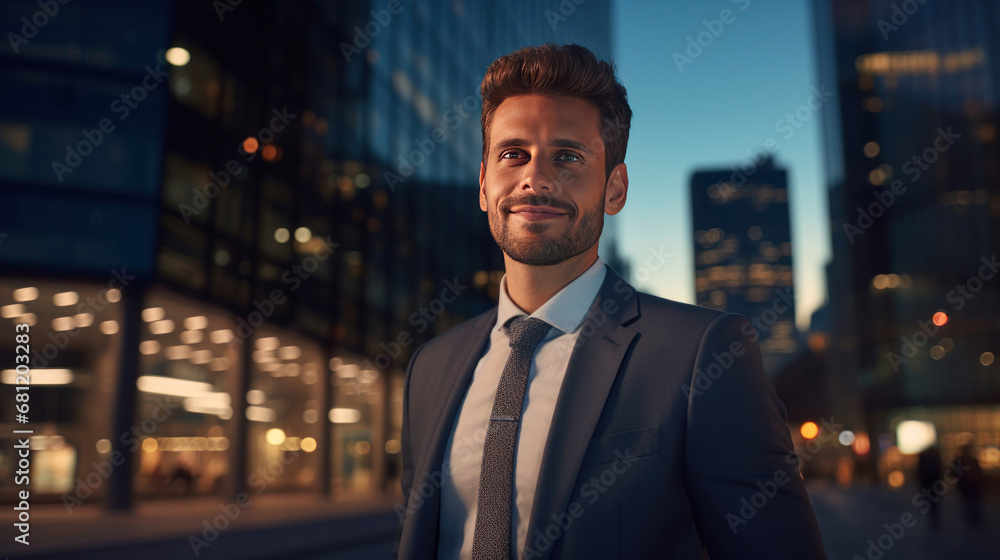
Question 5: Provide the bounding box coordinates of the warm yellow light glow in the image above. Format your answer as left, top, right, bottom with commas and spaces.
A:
142, 438, 158, 452
266, 428, 286, 445
73, 312, 94, 328
246, 389, 266, 405
210, 357, 230, 371
301, 437, 317, 452
180, 330, 204, 344
1, 303, 24, 318
17, 313, 37, 326
164, 345, 191, 360
100, 320, 119, 335
932, 312, 948, 327
183, 393, 232, 417
887, 470, 905, 488
294, 227, 312, 243
184, 316, 208, 330
2, 368, 73, 385
150, 319, 175, 334
853, 433, 871, 455
329, 408, 362, 423
800, 422, 819, 439
51, 316, 75, 331
868, 168, 886, 185
277, 345, 301, 360
897, 420, 936, 454
385, 439, 401, 454
13, 287, 39, 302
981, 352, 995, 366
209, 329, 234, 344
141, 307, 165, 322
53, 291, 79, 306
256, 337, 280, 351
106, 288, 122, 303
136, 375, 213, 398
246, 406, 276, 423
96, 439, 112, 454
165, 47, 190, 66
863, 141, 880, 158
354, 441, 371, 455
274, 228, 290, 243
243, 137, 258, 153
189, 349, 213, 365
139, 340, 161, 355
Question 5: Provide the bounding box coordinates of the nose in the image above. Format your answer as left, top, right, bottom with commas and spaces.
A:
520, 156, 554, 194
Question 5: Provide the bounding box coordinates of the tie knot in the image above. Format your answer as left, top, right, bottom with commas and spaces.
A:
506, 316, 551, 349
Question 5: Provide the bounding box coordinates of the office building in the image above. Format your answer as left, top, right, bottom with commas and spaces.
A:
0, 0, 615, 553
690, 157, 798, 376
812, 0, 1000, 479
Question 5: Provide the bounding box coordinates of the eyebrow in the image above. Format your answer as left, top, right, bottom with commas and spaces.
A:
491, 138, 593, 155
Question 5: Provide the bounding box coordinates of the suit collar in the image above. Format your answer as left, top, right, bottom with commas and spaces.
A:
495, 257, 609, 336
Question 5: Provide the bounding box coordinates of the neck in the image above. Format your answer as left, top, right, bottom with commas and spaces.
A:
503, 246, 599, 314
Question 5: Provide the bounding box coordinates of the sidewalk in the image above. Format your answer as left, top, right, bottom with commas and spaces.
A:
0, 492, 399, 559
808, 480, 1000, 559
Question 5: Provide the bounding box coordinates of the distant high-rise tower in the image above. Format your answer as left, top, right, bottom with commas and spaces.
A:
690, 157, 797, 375
812, 0, 1000, 469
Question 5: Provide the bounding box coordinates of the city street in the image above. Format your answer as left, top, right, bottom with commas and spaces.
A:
809, 481, 1000, 559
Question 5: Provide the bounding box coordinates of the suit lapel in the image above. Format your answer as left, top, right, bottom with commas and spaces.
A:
407, 307, 497, 556
523, 269, 639, 560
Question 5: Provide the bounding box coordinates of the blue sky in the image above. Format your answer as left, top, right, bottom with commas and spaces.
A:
611, 0, 830, 329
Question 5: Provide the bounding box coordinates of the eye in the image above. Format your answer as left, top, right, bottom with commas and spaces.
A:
555, 152, 583, 163
499, 150, 527, 161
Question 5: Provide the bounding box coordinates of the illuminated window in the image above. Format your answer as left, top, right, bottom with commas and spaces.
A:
134, 290, 238, 498
329, 355, 383, 494
245, 327, 325, 491
0, 279, 124, 497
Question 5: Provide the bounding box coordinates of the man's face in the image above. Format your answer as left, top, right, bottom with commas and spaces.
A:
479, 94, 627, 266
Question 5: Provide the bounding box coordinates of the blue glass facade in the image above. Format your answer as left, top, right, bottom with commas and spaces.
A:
0, 1, 617, 545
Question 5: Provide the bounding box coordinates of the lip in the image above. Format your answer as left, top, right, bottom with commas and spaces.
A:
508, 205, 567, 221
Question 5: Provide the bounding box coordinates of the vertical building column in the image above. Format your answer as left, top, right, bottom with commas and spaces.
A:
372, 372, 387, 495
226, 336, 253, 501
105, 280, 146, 511
320, 348, 333, 497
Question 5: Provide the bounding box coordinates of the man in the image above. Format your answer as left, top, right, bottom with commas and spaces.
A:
396, 43, 826, 560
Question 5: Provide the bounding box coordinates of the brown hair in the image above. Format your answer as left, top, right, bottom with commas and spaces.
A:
480, 43, 632, 179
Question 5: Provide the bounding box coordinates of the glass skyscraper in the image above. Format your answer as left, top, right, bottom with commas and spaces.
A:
813, 0, 1000, 481
0, 0, 615, 553
690, 157, 798, 377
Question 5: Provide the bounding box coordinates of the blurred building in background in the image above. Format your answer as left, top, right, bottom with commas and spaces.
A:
690, 157, 798, 376
813, 0, 1000, 488
0, 0, 615, 554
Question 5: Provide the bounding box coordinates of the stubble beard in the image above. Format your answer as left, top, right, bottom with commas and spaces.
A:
487, 194, 605, 266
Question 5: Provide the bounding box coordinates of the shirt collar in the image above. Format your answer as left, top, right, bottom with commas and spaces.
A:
495, 257, 607, 336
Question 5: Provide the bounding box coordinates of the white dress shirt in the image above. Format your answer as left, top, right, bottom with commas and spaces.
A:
437, 257, 607, 560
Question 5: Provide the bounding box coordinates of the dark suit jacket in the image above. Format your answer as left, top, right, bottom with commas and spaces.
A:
395, 267, 826, 559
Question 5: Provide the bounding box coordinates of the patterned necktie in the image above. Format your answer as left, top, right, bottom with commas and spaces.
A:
471, 316, 552, 560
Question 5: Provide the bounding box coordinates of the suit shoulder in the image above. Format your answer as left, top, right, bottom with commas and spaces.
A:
413, 306, 495, 358
633, 291, 723, 322
631, 291, 754, 336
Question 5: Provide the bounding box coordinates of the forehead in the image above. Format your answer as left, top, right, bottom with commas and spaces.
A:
490, 94, 603, 149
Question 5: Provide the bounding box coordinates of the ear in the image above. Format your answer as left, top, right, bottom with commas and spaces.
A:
604, 163, 628, 215
479, 161, 488, 212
